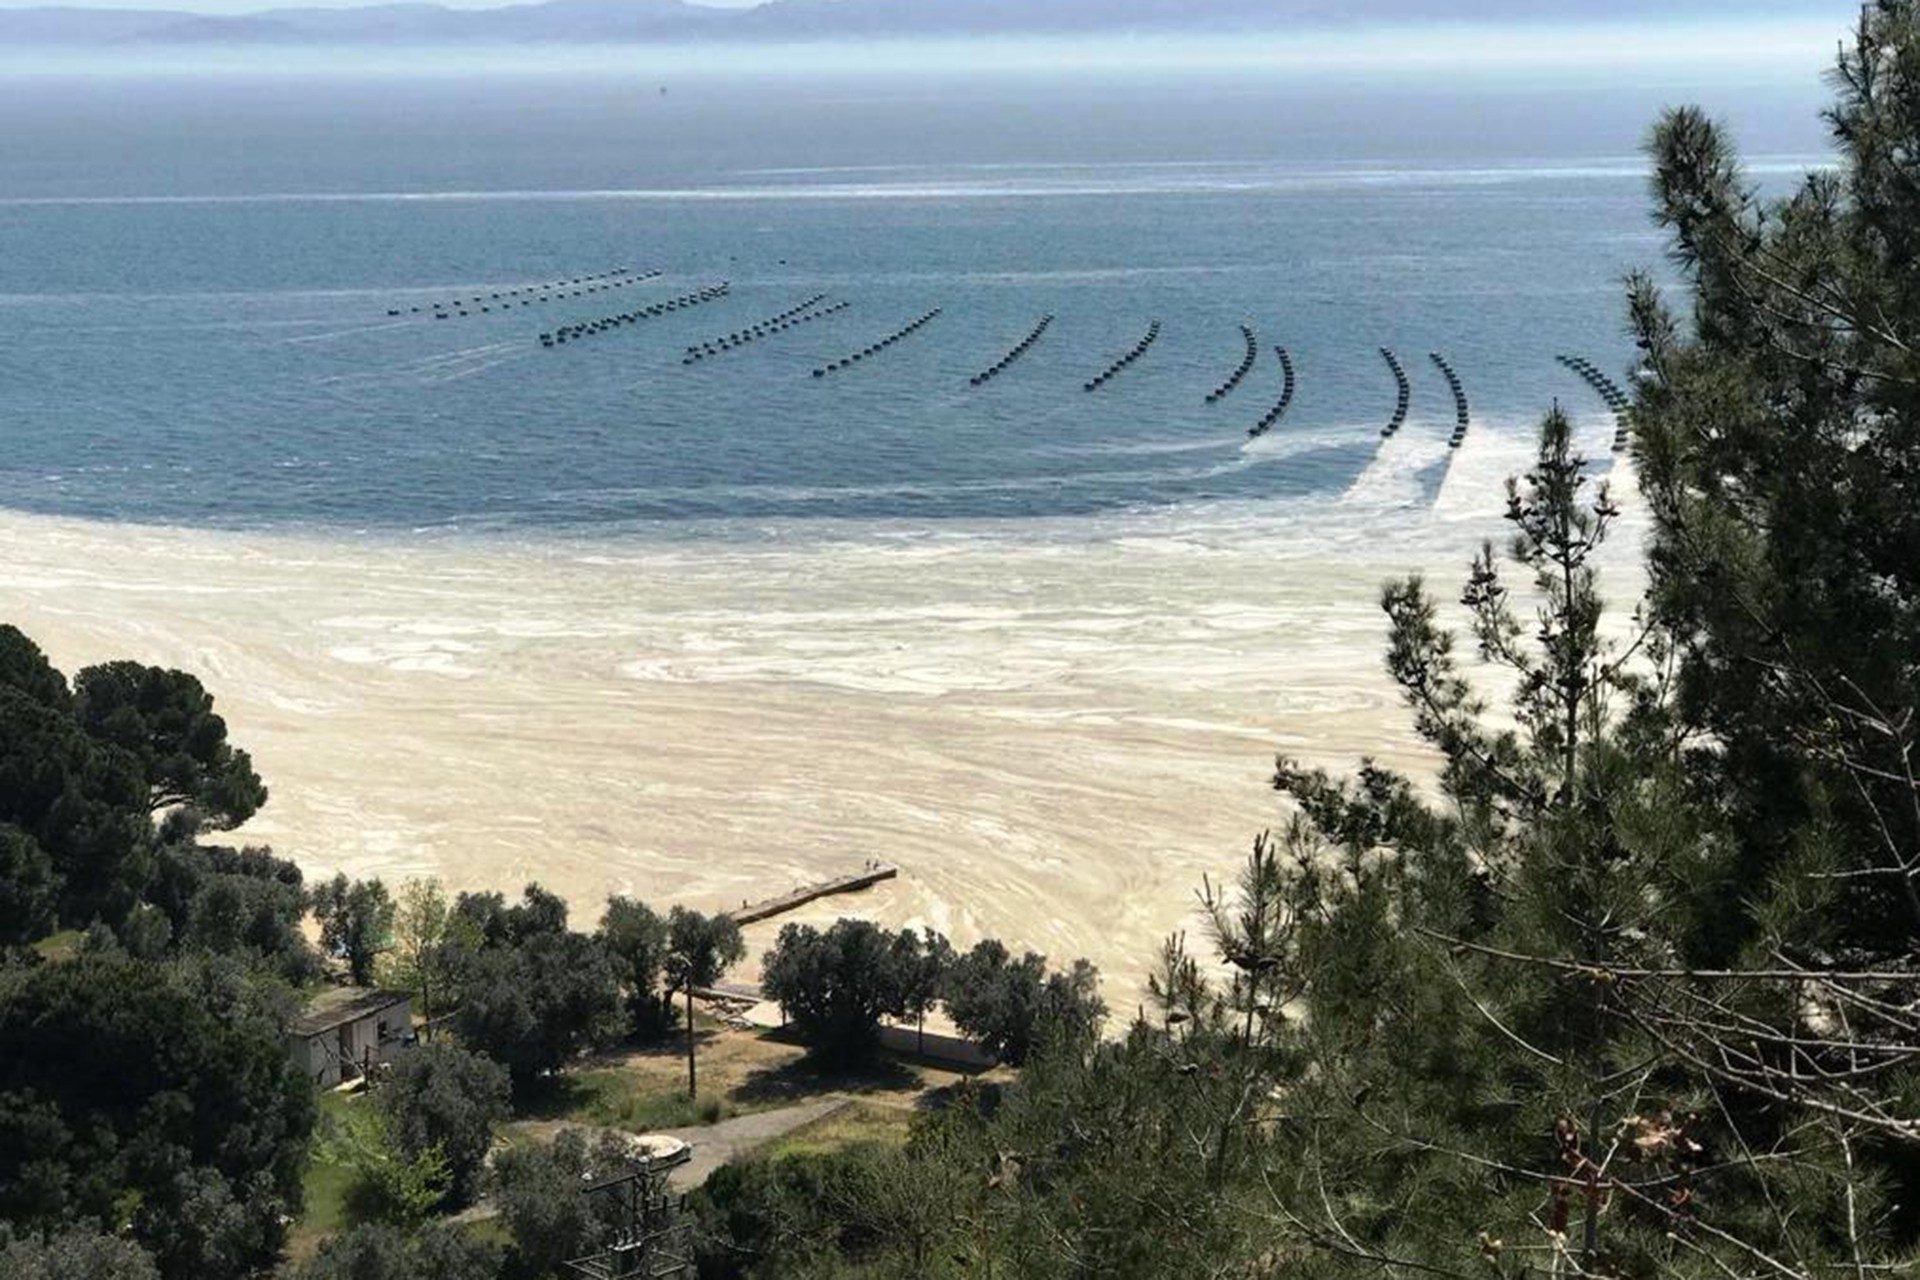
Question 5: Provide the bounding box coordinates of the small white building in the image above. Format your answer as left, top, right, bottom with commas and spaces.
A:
289, 987, 414, 1088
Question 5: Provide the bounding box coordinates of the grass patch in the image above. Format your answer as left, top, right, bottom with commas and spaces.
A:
31, 930, 83, 962
514, 1068, 734, 1131
503, 1019, 992, 1154
288, 1092, 360, 1261
762, 1101, 913, 1161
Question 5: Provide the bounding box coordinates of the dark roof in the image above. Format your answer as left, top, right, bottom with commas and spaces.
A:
291, 987, 409, 1038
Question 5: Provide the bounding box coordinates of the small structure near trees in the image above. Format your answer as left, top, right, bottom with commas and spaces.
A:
289, 986, 414, 1087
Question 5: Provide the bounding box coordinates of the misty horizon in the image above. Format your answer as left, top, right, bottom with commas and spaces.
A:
0, 0, 1859, 55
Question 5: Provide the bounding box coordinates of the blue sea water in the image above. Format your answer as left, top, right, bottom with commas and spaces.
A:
0, 71, 1829, 534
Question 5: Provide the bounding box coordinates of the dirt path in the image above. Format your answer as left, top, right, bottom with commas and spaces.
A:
661, 1097, 850, 1189
506, 1095, 852, 1193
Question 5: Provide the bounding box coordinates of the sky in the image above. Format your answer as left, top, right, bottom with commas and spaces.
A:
0, 1, 1854, 88
0, 0, 768, 7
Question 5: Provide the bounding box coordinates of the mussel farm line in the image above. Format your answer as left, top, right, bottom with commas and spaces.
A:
969, 315, 1054, 387
1206, 325, 1259, 404
1379, 348, 1412, 438
397, 268, 660, 320
1084, 321, 1162, 391
1246, 346, 1297, 439
1556, 355, 1636, 452
538, 283, 731, 348
1430, 352, 1471, 450
683, 295, 838, 364
810, 309, 943, 377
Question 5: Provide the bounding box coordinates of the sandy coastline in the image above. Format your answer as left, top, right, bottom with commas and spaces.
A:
0, 425, 1643, 1008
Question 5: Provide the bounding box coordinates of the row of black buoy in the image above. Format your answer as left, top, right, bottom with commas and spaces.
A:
1430, 352, 1471, 450
1380, 348, 1412, 438
1557, 355, 1635, 452
539, 283, 730, 347
811, 309, 943, 377
970, 315, 1054, 387
1085, 321, 1161, 392
1247, 346, 1297, 439
1207, 324, 1259, 404
682, 295, 835, 364
399, 268, 656, 319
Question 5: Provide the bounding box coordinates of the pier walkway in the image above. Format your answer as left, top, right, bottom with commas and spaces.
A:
726, 863, 899, 926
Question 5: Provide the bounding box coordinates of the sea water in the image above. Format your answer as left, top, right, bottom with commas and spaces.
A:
0, 70, 1827, 537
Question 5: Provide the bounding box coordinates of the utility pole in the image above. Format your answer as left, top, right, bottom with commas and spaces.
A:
684, 982, 697, 1099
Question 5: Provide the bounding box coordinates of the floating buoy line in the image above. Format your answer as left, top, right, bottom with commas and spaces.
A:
1246, 346, 1297, 439
396, 268, 658, 320
682, 295, 844, 364
1084, 321, 1161, 391
1379, 347, 1412, 438
1430, 352, 1470, 449
539, 283, 730, 347
1207, 324, 1258, 403
811, 309, 943, 377
969, 315, 1053, 386
1557, 355, 1635, 452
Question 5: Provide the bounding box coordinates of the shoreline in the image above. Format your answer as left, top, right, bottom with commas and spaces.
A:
0, 448, 1642, 1008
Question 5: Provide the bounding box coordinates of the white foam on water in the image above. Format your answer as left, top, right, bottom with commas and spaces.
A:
1040, 436, 1241, 459
1430, 418, 1532, 520
283, 319, 418, 345
1339, 424, 1449, 509
0, 390, 1654, 1013
0, 156, 1831, 209
1240, 422, 1364, 462
417, 350, 539, 385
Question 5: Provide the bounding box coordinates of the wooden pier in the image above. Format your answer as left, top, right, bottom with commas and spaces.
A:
726, 864, 899, 926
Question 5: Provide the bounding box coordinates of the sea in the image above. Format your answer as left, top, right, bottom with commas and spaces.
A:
0, 63, 1832, 538
0, 49, 1847, 992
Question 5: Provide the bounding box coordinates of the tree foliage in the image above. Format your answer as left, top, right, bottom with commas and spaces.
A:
379, 877, 464, 1031
598, 894, 674, 1039
376, 1042, 510, 1208
943, 939, 1103, 1067
0, 1225, 161, 1280
146, 840, 314, 978
0, 626, 73, 713
0, 680, 151, 925
448, 888, 621, 1094
452, 883, 569, 951
1630, 1, 1920, 968
71, 661, 266, 828
760, 919, 919, 1065
0, 953, 314, 1280
664, 905, 745, 1096
665, 904, 745, 994
312, 873, 395, 986
0, 626, 275, 932
491, 1129, 650, 1280
0, 824, 58, 945
319, 1103, 451, 1228
292, 1221, 502, 1280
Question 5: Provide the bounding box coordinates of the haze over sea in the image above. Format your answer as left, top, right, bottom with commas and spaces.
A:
0, 29, 1842, 996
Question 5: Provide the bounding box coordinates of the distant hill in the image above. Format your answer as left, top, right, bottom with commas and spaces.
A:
0, 0, 1850, 47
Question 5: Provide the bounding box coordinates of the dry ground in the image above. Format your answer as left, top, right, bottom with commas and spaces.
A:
510, 1009, 999, 1139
